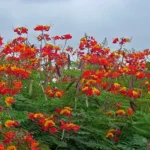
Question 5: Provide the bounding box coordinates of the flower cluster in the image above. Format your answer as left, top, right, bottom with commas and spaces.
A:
34, 25, 50, 31
14, 27, 28, 35
112, 37, 131, 44
0, 25, 150, 148
101, 82, 141, 99
55, 106, 72, 116
45, 87, 64, 98
0, 130, 40, 150
5, 120, 19, 128
80, 70, 103, 96
24, 133, 39, 150
106, 128, 122, 142
28, 106, 80, 135
60, 120, 80, 132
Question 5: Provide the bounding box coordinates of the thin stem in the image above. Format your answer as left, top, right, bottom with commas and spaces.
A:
41, 84, 47, 101
61, 129, 65, 140
85, 96, 89, 107
75, 97, 77, 109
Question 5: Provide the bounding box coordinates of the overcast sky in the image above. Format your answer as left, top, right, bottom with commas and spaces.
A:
0, 0, 150, 50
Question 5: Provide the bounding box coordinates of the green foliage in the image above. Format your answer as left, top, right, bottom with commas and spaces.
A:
5, 67, 149, 149
64, 69, 81, 78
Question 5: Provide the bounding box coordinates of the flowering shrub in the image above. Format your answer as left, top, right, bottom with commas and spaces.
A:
28, 106, 80, 134
0, 25, 150, 149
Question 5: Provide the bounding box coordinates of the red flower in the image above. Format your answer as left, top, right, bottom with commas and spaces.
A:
60, 107, 72, 116
146, 73, 150, 78
22, 27, 28, 33
127, 90, 141, 98
37, 35, 43, 41
106, 132, 114, 138
34, 25, 43, 31
81, 85, 100, 96
116, 129, 121, 135
127, 108, 134, 115
66, 46, 73, 52
54, 108, 62, 113
0, 105, 4, 112
44, 34, 51, 41
118, 38, 130, 45
119, 39, 126, 45
45, 87, 64, 98
5, 120, 19, 128
113, 38, 119, 44
136, 72, 145, 79
3, 131, 16, 144
61, 34, 72, 40
116, 109, 125, 116
13, 81, 22, 89
24, 133, 39, 150
34, 25, 50, 31
49, 127, 58, 134
14, 27, 28, 35
44, 25, 50, 31
0, 36, 3, 46
52, 36, 61, 40
106, 111, 113, 116
60, 121, 80, 132
113, 137, 119, 142
99, 58, 108, 66
37, 34, 51, 41
44, 119, 55, 128
0, 144, 5, 150
12, 37, 26, 43
5, 97, 15, 106
28, 113, 35, 120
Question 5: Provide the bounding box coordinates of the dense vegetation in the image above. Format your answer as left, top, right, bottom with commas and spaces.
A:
0, 26, 150, 150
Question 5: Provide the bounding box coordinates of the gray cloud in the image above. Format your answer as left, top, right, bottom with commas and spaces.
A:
0, 0, 150, 50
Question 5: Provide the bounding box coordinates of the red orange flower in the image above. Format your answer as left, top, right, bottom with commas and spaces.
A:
0, 36, 3, 46
5, 97, 15, 106
127, 108, 134, 115
44, 120, 55, 128
24, 133, 39, 150
112, 38, 119, 44
116, 109, 125, 116
127, 90, 141, 99
49, 127, 58, 134
5, 120, 19, 128
106, 129, 121, 141
106, 132, 114, 138
6, 145, 17, 150
136, 72, 145, 79
14, 27, 28, 35
0, 144, 5, 150
45, 87, 64, 98
81, 85, 100, 96
0, 105, 4, 112
60, 107, 72, 116
28, 112, 44, 120
60, 121, 80, 132
99, 58, 108, 66
3, 131, 16, 144
61, 34, 72, 40
34, 25, 50, 31
106, 111, 113, 116
13, 81, 22, 89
